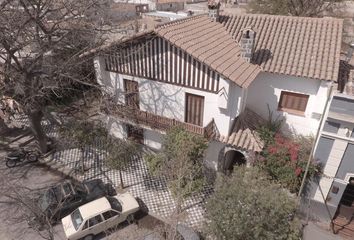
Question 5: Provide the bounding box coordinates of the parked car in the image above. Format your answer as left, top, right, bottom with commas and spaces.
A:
32, 179, 116, 227
61, 193, 140, 240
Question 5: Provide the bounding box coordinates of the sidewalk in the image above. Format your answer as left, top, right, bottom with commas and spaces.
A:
303, 222, 344, 240
8, 114, 212, 231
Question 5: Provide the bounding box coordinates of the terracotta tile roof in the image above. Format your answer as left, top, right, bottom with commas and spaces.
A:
220, 14, 343, 82
155, 15, 261, 88
219, 108, 265, 152
155, 0, 185, 3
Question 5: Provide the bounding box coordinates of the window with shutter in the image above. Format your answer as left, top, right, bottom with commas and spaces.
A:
278, 91, 309, 115
124, 79, 139, 109
185, 93, 204, 126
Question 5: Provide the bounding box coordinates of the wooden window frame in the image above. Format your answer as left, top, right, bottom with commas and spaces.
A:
124, 79, 140, 109
278, 91, 309, 116
185, 93, 204, 127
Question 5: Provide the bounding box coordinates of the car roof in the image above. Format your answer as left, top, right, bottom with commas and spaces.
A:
78, 197, 111, 219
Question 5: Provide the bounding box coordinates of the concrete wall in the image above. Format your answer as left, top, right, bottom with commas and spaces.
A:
94, 56, 243, 137
246, 72, 329, 136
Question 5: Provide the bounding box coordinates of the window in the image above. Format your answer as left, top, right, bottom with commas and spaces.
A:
323, 121, 340, 134
102, 210, 119, 220
185, 93, 204, 126
88, 215, 103, 227
71, 209, 83, 230
124, 79, 139, 109
278, 91, 309, 115
107, 196, 123, 212
82, 221, 88, 230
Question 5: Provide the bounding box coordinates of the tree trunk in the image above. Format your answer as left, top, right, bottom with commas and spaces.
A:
28, 110, 48, 153
119, 170, 124, 189
81, 147, 85, 175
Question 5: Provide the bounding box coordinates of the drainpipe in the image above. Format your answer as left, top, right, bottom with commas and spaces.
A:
297, 81, 335, 226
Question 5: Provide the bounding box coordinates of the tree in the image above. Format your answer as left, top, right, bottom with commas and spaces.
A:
146, 127, 208, 213
205, 167, 300, 240
59, 120, 107, 174
0, 0, 109, 153
0, 171, 61, 240
249, 0, 342, 17
104, 136, 138, 189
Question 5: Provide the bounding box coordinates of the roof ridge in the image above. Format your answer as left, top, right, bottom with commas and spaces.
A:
220, 13, 343, 22
155, 14, 206, 30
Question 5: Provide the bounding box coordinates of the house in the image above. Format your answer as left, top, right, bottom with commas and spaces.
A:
114, 0, 185, 12
93, 3, 342, 174
305, 52, 354, 234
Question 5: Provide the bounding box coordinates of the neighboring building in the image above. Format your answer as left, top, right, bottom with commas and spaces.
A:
306, 53, 354, 235
94, 4, 342, 173
114, 0, 185, 12
155, 0, 185, 12
143, 10, 190, 24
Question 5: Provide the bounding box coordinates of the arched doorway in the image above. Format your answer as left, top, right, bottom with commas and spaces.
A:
223, 149, 246, 174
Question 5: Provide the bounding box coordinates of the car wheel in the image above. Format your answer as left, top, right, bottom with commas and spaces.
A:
83, 234, 94, 240
126, 214, 135, 224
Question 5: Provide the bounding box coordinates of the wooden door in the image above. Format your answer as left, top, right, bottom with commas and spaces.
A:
185, 93, 204, 126
124, 79, 139, 109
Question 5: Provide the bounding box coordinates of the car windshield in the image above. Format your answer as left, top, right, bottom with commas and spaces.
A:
38, 188, 59, 211
74, 182, 87, 195
107, 197, 122, 212
62, 183, 73, 196
71, 209, 83, 230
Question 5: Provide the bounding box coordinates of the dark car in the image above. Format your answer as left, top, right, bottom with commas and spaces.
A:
32, 179, 116, 227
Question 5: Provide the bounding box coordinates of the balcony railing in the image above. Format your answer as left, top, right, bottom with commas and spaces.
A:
101, 102, 218, 140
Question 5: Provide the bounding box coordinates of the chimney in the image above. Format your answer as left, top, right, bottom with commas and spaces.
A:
207, 0, 220, 22
240, 27, 256, 63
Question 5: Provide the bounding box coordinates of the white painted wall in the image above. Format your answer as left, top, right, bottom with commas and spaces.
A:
204, 140, 225, 171
144, 129, 163, 150
313, 139, 347, 202
94, 56, 243, 137
105, 115, 127, 139
246, 72, 330, 136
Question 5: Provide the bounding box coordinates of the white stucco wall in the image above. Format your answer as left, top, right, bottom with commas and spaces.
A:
204, 140, 225, 171
144, 129, 163, 150
105, 116, 127, 139
246, 72, 330, 136
94, 56, 243, 137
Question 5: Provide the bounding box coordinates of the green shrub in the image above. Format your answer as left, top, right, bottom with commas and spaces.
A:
144, 127, 208, 200
205, 167, 300, 240
145, 153, 164, 176
258, 133, 320, 193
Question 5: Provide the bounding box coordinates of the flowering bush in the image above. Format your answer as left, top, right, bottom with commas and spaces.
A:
259, 133, 320, 193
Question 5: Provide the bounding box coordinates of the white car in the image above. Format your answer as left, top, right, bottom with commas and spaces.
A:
61, 193, 140, 240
